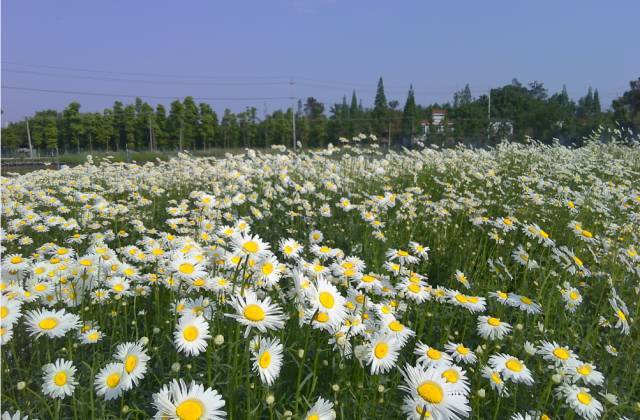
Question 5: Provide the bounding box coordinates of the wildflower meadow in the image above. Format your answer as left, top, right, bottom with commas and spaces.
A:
1, 132, 639, 420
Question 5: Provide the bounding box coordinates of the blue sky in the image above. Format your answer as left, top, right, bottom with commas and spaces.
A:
2, 0, 639, 123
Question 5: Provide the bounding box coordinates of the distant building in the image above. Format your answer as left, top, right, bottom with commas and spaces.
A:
489, 119, 515, 136
421, 109, 454, 135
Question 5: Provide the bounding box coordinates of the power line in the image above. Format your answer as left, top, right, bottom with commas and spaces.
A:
1, 61, 289, 81
1, 85, 294, 101
2, 68, 291, 86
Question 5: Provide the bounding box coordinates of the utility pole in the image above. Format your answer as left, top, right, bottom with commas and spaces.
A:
25, 117, 33, 158
179, 118, 184, 152
290, 77, 297, 150
148, 115, 154, 151
487, 88, 491, 142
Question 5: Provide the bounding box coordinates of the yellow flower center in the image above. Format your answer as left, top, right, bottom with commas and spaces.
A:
491, 372, 502, 384
315, 312, 329, 323
553, 347, 570, 360
113, 284, 124, 292
455, 294, 468, 304
125, 355, 138, 373
617, 310, 627, 321
456, 345, 469, 355
319, 291, 335, 309
569, 291, 580, 300
581, 230, 593, 238
243, 241, 259, 253
10, 256, 23, 264
417, 381, 444, 404
520, 296, 532, 305
362, 275, 375, 283
307, 415, 320, 420
244, 304, 265, 321
577, 364, 592, 376
176, 398, 205, 420
183, 326, 199, 342
398, 250, 409, 257
193, 278, 206, 287
179, 263, 195, 275
88, 332, 100, 341
487, 317, 501, 327
408, 284, 421, 294
505, 359, 523, 372
106, 373, 120, 389
389, 321, 404, 332
374, 342, 389, 359
0, 307, 8, 319
427, 348, 442, 360
441, 369, 459, 383
39, 318, 59, 330
54, 372, 67, 386
259, 351, 271, 368
262, 263, 274, 275
577, 392, 592, 405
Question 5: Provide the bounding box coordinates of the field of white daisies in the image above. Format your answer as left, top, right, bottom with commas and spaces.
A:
1, 133, 640, 420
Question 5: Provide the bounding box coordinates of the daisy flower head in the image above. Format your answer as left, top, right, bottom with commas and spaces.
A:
114, 340, 150, 387
174, 314, 211, 356
560, 285, 583, 313
414, 342, 453, 368
400, 363, 471, 420
537, 341, 575, 366
508, 294, 542, 315
409, 241, 430, 259
366, 332, 400, 375
279, 238, 303, 259
307, 277, 347, 330
25, 308, 81, 339
555, 384, 603, 420
445, 342, 477, 365
386, 248, 418, 265
0, 295, 23, 328
566, 358, 605, 387
251, 336, 284, 386
454, 270, 471, 289
304, 396, 336, 420
2, 254, 29, 271
380, 315, 415, 346
42, 359, 77, 399
226, 290, 285, 337
95, 362, 131, 401
481, 366, 509, 397
152, 379, 226, 420
309, 230, 324, 244
171, 254, 207, 281
488, 353, 534, 385
448, 290, 486, 313
232, 233, 270, 260
80, 327, 103, 344
439, 364, 470, 394
477, 316, 512, 341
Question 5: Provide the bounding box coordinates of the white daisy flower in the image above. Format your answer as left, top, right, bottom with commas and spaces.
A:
42, 359, 77, 399
304, 396, 336, 420
477, 316, 512, 341
114, 340, 150, 387
174, 314, 211, 356
444, 342, 477, 365
95, 362, 131, 401
400, 363, 471, 420
225, 290, 285, 337
251, 336, 284, 386
488, 353, 534, 385
25, 308, 81, 339
152, 379, 226, 420
366, 333, 400, 375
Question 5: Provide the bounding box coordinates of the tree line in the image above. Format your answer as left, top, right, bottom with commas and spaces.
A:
2, 77, 639, 153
